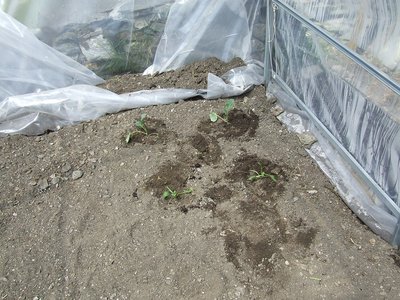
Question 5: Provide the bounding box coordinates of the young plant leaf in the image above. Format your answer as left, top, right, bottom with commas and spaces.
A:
135, 113, 148, 134
162, 190, 171, 199
224, 99, 234, 116
163, 186, 193, 200
209, 112, 218, 123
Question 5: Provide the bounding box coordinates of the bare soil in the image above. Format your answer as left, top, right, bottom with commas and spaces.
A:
1, 58, 400, 299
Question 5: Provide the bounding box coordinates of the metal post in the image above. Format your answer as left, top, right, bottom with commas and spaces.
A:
264, 0, 273, 84
392, 221, 400, 247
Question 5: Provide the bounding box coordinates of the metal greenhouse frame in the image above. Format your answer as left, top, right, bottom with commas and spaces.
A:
265, 0, 400, 245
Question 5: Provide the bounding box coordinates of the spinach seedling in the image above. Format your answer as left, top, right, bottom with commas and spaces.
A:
163, 187, 193, 200
126, 113, 148, 143
248, 162, 277, 182
210, 99, 234, 123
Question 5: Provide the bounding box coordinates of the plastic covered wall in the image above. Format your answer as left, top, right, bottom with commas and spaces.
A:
281, 0, 400, 83
271, 1, 400, 241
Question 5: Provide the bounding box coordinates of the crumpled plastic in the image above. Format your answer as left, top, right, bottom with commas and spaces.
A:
0, 10, 104, 102
144, 0, 266, 74
0, 63, 264, 137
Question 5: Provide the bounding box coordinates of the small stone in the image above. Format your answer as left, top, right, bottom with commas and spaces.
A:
29, 180, 37, 186
369, 238, 376, 246
61, 163, 72, 173
72, 170, 83, 180
0, 276, 8, 282
285, 260, 290, 266
307, 190, 318, 194
51, 176, 60, 185
38, 178, 49, 190
297, 132, 317, 148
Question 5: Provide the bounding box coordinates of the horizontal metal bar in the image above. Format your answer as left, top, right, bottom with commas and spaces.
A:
272, 0, 400, 98
272, 73, 400, 218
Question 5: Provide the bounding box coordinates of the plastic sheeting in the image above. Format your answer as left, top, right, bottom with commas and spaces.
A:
0, 65, 264, 137
0, 10, 103, 102
2, 0, 266, 77
280, 0, 400, 82
0, 0, 265, 136
144, 0, 266, 74
271, 3, 400, 242
2, 0, 174, 76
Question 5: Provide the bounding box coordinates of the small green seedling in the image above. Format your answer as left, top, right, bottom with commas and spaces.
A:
163, 187, 193, 200
126, 113, 148, 143
210, 99, 234, 123
248, 162, 277, 182
135, 113, 148, 134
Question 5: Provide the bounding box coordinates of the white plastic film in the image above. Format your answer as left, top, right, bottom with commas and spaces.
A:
0, 64, 263, 137
144, 0, 266, 75
0, 10, 103, 102
1, 0, 174, 76
281, 0, 400, 83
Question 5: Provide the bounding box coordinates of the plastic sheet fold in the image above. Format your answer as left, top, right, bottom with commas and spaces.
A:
0, 64, 263, 137
0, 10, 104, 102
144, 0, 266, 74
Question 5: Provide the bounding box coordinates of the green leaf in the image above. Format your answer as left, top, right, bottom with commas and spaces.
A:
135, 120, 143, 128
224, 99, 235, 118
135, 113, 148, 134
209, 112, 218, 122
269, 174, 277, 182
224, 99, 234, 115
162, 190, 170, 199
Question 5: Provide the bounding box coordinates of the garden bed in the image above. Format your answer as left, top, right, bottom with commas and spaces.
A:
1, 58, 400, 299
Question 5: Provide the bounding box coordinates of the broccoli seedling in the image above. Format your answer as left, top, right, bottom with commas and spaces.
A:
248, 162, 277, 182
210, 99, 234, 123
162, 187, 193, 200
126, 113, 148, 143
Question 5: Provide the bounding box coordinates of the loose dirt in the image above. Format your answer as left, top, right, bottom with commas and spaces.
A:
1, 58, 400, 299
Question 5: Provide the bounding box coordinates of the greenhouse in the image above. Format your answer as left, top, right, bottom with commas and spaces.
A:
1, 0, 400, 298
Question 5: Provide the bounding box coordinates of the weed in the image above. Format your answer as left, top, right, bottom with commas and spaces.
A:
248, 162, 277, 182
163, 187, 193, 200
126, 113, 148, 143
210, 99, 234, 123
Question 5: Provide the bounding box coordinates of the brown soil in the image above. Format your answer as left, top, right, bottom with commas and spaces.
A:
99, 57, 246, 93
1, 58, 400, 299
